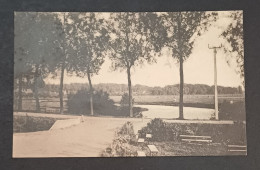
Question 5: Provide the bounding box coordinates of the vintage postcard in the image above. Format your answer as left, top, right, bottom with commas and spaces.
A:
13, 11, 246, 157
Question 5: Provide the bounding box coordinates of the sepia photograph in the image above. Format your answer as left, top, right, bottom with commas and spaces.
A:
13, 11, 246, 157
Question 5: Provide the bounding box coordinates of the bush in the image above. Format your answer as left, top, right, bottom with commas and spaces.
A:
67, 89, 148, 117
118, 121, 135, 136
101, 122, 136, 157
219, 100, 246, 120
120, 93, 135, 107
67, 89, 118, 115
139, 118, 167, 141
119, 106, 148, 117
139, 118, 246, 144
119, 93, 146, 117
13, 115, 57, 133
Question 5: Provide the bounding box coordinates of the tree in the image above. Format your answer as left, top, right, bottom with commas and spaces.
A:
159, 12, 217, 119
14, 13, 31, 110
108, 12, 165, 117
221, 11, 244, 85
51, 12, 79, 114
14, 12, 62, 112
68, 12, 110, 115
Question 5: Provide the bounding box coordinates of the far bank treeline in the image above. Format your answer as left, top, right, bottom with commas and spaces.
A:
14, 12, 243, 119
14, 83, 243, 97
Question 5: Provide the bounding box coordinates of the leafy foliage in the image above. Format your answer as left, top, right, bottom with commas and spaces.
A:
221, 11, 244, 85
14, 12, 64, 111
159, 12, 217, 62
14, 12, 63, 78
101, 122, 136, 157
139, 118, 246, 144
67, 89, 117, 115
108, 13, 164, 71
120, 93, 135, 107
219, 100, 246, 120
13, 115, 57, 133
118, 121, 135, 136
38, 83, 243, 96
67, 12, 110, 77
67, 89, 146, 116
139, 118, 167, 141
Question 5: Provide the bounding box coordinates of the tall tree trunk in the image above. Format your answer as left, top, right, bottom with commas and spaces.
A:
87, 71, 94, 116
178, 12, 184, 120
127, 67, 133, 117
125, 13, 133, 117
59, 61, 65, 114
179, 56, 184, 119
18, 75, 23, 111
34, 65, 40, 112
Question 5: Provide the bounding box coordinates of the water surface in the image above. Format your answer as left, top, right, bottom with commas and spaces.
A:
136, 104, 214, 120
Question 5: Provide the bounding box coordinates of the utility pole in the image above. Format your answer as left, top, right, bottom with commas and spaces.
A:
208, 44, 222, 120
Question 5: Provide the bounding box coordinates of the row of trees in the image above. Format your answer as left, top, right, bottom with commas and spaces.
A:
14, 11, 243, 119
17, 83, 243, 96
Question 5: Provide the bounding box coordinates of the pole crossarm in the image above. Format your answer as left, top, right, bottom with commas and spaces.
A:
208, 44, 222, 49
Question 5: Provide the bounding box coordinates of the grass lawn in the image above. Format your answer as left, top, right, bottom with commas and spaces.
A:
13, 115, 64, 133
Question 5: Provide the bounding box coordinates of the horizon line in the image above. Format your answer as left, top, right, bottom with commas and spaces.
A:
44, 82, 243, 89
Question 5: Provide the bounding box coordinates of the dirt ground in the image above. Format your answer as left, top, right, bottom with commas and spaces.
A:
13, 115, 149, 157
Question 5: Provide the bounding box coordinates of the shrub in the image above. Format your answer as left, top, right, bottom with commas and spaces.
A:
139, 118, 167, 141
219, 100, 246, 120
120, 93, 134, 107
67, 89, 148, 117
101, 122, 136, 157
119, 93, 146, 117
118, 121, 135, 136
67, 89, 118, 115
13, 115, 57, 133
139, 118, 246, 144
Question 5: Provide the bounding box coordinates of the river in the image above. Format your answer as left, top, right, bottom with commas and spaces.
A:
135, 104, 215, 120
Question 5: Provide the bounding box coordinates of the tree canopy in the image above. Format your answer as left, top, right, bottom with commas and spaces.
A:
67, 12, 110, 77
221, 11, 244, 85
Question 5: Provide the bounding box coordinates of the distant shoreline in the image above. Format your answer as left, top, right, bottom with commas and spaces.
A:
134, 102, 214, 109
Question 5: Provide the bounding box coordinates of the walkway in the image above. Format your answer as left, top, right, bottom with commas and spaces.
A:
13, 114, 149, 157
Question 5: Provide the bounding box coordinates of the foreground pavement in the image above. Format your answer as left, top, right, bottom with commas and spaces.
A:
13, 113, 149, 157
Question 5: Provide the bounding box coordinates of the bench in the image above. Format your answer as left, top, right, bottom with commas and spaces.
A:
137, 138, 145, 144
147, 145, 159, 156
137, 151, 146, 157
180, 135, 212, 145
228, 145, 247, 155
146, 134, 152, 139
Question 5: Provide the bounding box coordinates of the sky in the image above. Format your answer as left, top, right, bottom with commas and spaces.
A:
45, 11, 243, 88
